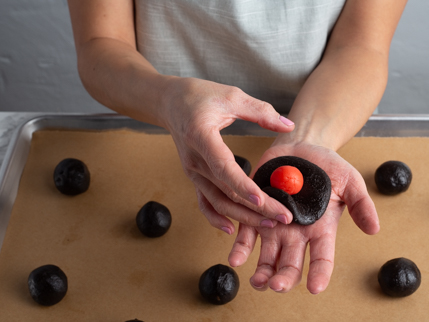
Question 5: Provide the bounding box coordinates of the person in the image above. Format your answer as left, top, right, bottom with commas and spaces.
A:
67, 0, 408, 294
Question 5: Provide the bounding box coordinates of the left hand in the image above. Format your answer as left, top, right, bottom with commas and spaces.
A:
227, 142, 379, 294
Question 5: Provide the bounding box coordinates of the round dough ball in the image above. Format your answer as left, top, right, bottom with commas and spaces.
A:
378, 257, 421, 297
375, 161, 412, 195
199, 264, 239, 305
54, 158, 90, 195
270, 165, 304, 195
234, 155, 252, 176
28, 264, 68, 306
136, 201, 172, 238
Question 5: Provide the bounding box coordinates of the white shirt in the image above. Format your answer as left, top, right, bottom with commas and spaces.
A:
135, 0, 346, 113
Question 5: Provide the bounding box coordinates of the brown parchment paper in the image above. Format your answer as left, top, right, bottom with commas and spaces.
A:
0, 130, 428, 322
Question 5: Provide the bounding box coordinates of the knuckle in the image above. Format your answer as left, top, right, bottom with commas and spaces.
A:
258, 263, 277, 273
221, 184, 241, 203
243, 217, 259, 227
211, 199, 228, 216
226, 86, 245, 100
310, 257, 334, 266
264, 101, 275, 112
278, 264, 302, 275
209, 158, 229, 181
228, 191, 242, 204
230, 248, 249, 260
222, 86, 248, 108
235, 239, 252, 251
256, 102, 277, 127
258, 101, 274, 113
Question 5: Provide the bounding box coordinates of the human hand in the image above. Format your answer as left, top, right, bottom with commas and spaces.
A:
228, 142, 379, 294
160, 77, 295, 234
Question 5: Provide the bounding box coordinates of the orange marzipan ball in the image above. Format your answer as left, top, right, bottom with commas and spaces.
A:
270, 165, 304, 195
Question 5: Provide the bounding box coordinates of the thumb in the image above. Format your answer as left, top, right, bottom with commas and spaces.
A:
343, 171, 380, 235
234, 98, 295, 133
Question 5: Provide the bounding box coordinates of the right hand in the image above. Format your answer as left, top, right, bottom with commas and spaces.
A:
228, 142, 379, 294
159, 77, 295, 234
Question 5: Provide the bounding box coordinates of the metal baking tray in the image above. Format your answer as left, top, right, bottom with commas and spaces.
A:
1, 113, 429, 250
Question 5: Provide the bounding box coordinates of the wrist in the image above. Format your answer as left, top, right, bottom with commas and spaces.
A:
150, 74, 182, 129
272, 123, 339, 152
126, 72, 181, 130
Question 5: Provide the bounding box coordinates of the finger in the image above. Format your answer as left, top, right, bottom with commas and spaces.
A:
268, 237, 307, 293
228, 223, 258, 267
307, 231, 337, 295
229, 93, 295, 133
198, 131, 293, 223
249, 229, 281, 291
196, 189, 235, 235
193, 174, 277, 228
343, 170, 380, 235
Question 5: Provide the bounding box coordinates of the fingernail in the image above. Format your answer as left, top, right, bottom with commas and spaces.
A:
249, 194, 261, 206
270, 286, 283, 292
275, 214, 289, 225
221, 226, 232, 235
260, 219, 274, 228
252, 283, 265, 289
280, 115, 294, 126
250, 278, 266, 289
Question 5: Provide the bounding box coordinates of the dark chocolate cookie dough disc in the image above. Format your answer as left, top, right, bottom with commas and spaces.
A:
253, 156, 331, 225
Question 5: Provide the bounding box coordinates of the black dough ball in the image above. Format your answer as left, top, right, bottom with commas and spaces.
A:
199, 264, 239, 305
54, 158, 90, 195
375, 161, 412, 195
253, 156, 331, 225
28, 264, 68, 306
136, 201, 172, 238
378, 257, 421, 297
234, 155, 252, 176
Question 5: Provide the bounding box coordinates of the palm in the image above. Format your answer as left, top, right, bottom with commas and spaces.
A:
228, 143, 379, 294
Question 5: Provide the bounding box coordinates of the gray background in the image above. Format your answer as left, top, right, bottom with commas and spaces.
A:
0, 0, 428, 114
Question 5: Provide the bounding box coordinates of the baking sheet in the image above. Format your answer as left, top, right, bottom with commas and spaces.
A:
2, 114, 429, 249
0, 114, 429, 321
